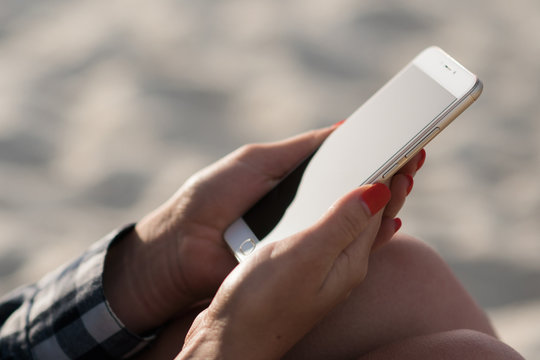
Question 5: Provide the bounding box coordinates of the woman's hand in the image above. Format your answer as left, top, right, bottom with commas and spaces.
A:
104, 127, 335, 333
179, 183, 394, 359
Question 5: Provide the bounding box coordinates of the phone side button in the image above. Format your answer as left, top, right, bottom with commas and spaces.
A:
239, 238, 257, 256
405, 127, 440, 158
382, 163, 399, 179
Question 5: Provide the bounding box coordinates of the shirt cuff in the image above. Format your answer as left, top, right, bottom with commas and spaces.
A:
27, 224, 155, 359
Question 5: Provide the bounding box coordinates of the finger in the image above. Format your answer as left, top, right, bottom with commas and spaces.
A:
384, 173, 413, 218
371, 217, 402, 251
231, 126, 335, 183
396, 148, 426, 177
294, 183, 391, 262
383, 150, 426, 219
329, 216, 400, 299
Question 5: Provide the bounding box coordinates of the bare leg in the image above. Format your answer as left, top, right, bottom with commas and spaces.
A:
284, 234, 499, 359
135, 234, 519, 359
359, 330, 524, 360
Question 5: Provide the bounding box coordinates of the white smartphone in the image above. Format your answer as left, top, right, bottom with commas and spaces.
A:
224, 46, 483, 262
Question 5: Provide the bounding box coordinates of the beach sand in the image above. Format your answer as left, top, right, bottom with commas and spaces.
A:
1, 0, 539, 357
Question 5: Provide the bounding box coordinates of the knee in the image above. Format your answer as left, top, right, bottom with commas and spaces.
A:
363, 330, 524, 360
368, 233, 459, 294
370, 233, 468, 291
372, 233, 444, 270
365, 234, 497, 336
422, 329, 524, 359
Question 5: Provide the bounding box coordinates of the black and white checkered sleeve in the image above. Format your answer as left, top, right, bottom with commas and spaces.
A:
0, 225, 154, 359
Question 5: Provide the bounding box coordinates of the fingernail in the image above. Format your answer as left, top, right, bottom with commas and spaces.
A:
393, 218, 402, 232
332, 119, 346, 128
405, 174, 414, 195
416, 149, 426, 171
360, 183, 391, 215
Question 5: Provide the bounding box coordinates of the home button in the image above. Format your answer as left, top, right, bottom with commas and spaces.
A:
239, 238, 257, 256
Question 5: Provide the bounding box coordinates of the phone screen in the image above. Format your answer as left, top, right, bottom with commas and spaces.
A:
241, 64, 457, 244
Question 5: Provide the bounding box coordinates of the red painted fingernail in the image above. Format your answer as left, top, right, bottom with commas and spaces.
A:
405, 174, 414, 195
360, 183, 391, 215
332, 119, 346, 128
416, 149, 426, 170
393, 218, 402, 232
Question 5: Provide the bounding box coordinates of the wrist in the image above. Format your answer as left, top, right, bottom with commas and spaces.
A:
103, 215, 194, 334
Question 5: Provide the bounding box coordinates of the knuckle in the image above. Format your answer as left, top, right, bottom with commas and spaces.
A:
335, 208, 364, 241
236, 143, 263, 158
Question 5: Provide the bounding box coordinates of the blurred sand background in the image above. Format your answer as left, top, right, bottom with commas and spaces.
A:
1, 0, 539, 357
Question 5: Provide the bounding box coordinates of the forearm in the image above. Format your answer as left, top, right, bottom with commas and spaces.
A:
103, 223, 185, 334
103, 205, 204, 335
0, 226, 153, 359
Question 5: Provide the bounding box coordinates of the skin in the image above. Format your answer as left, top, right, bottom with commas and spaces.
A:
282, 235, 501, 359
178, 182, 394, 359
357, 329, 523, 360
102, 125, 520, 359
135, 236, 524, 360
103, 125, 421, 335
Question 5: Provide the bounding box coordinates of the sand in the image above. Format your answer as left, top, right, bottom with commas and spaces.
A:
1, 0, 539, 357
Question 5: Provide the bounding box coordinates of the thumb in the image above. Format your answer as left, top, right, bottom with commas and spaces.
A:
287, 183, 391, 299
180, 127, 335, 227
228, 126, 334, 183
300, 183, 391, 261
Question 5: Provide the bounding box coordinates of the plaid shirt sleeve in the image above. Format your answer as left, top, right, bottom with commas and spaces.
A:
0, 225, 155, 359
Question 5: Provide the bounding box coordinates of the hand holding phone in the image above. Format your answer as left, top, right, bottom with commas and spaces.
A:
224, 46, 483, 262
182, 183, 394, 360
